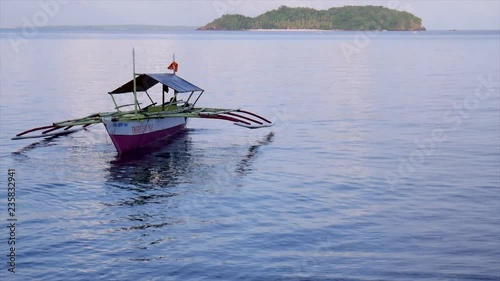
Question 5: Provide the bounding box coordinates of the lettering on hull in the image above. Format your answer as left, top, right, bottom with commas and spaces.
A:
132, 124, 154, 135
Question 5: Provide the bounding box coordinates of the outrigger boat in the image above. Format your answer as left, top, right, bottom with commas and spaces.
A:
12, 51, 273, 154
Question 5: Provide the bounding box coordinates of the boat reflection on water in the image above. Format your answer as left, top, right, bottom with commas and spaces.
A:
105, 130, 275, 206
107, 130, 195, 191
236, 131, 274, 175
11, 133, 71, 157
103, 129, 274, 237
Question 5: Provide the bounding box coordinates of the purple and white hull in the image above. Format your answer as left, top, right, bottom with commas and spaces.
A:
102, 117, 187, 154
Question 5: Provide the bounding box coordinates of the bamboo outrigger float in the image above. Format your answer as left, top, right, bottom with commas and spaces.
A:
12, 51, 273, 154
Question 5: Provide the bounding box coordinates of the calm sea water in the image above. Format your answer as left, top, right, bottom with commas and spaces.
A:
0, 30, 499, 280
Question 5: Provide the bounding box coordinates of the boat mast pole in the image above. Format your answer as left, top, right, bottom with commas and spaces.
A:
133, 48, 138, 115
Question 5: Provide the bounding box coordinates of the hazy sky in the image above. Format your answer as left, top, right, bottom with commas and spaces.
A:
1, 0, 499, 30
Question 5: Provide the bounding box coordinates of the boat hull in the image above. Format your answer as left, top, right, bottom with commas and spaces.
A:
102, 117, 187, 154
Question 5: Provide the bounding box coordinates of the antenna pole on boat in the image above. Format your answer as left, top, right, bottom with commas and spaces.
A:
133, 48, 138, 115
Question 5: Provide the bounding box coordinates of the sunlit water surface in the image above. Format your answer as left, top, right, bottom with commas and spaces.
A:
0, 30, 499, 280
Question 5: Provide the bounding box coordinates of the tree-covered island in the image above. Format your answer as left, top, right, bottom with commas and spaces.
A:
198, 5, 425, 31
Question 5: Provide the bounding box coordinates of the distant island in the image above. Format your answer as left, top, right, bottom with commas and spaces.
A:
198, 5, 425, 31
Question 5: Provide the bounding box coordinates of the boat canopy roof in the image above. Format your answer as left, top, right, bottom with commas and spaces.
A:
110, 73, 203, 94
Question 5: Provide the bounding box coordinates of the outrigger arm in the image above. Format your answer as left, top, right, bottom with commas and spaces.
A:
11, 111, 116, 140
11, 107, 273, 140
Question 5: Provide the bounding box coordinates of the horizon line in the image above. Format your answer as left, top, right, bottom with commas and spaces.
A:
0, 24, 499, 32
